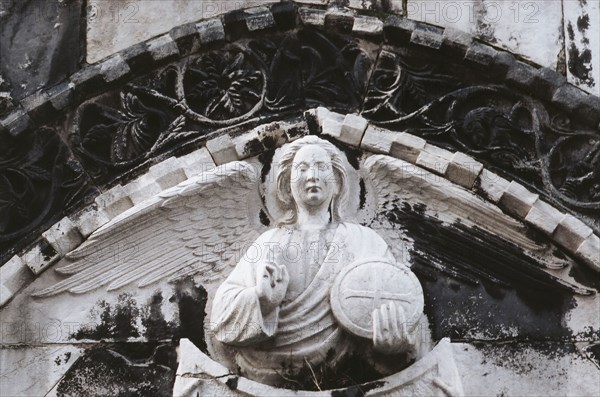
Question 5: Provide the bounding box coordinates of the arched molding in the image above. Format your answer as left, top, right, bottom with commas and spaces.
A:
2, 108, 597, 308
1, 1, 599, 282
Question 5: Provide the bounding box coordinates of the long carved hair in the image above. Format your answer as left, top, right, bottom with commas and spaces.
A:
275, 136, 349, 226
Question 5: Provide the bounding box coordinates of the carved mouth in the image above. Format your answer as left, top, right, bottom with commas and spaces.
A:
306, 185, 320, 193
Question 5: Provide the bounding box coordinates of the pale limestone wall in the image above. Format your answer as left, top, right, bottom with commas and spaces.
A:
85, 0, 600, 95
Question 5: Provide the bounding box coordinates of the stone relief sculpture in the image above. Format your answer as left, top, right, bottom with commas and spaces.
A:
210, 136, 426, 384
32, 131, 594, 395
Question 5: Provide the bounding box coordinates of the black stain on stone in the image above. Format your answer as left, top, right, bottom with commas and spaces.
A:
226, 376, 239, 390
566, 22, 595, 86
259, 209, 271, 226
358, 179, 367, 210
576, 14, 590, 31
56, 344, 176, 397
382, 201, 576, 341
567, 22, 575, 41
583, 342, 600, 368
73, 293, 140, 340
171, 277, 208, 353
476, 342, 576, 375
142, 292, 171, 341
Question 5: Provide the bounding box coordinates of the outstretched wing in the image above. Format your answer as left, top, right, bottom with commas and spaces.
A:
33, 161, 265, 297
363, 154, 594, 296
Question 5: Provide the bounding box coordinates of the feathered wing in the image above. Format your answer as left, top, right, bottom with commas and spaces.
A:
363, 154, 594, 296
33, 161, 265, 298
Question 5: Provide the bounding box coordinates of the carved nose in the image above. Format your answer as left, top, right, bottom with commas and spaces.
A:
307, 168, 319, 181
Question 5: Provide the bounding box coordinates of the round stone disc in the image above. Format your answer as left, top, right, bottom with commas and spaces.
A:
330, 257, 424, 339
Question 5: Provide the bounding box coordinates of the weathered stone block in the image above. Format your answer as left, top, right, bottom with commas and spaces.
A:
390, 133, 427, 163
506, 61, 538, 90
552, 85, 600, 128
94, 185, 134, 219
477, 170, 510, 203
122, 174, 163, 206
46, 82, 75, 112
442, 27, 473, 56
41, 218, 84, 256
98, 54, 131, 83
410, 26, 443, 49
299, 8, 326, 27
445, 152, 483, 189
207, 134, 238, 165
245, 7, 276, 32
21, 239, 60, 275
0, 108, 32, 136
0, 256, 34, 307
416, 145, 452, 175
21, 90, 53, 124
532, 67, 567, 101
499, 181, 539, 219
383, 16, 417, 46
68, 204, 111, 238
576, 234, 600, 272
361, 125, 394, 154
147, 35, 180, 63
120, 43, 153, 75
178, 147, 216, 178
553, 214, 594, 253
339, 114, 369, 147
351, 15, 382, 37
197, 19, 226, 44
524, 199, 564, 235
169, 23, 201, 56
149, 157, 187, 189
465, 42, 498, 68
325, 9, 355, 33
491, 51, 517, 80
70, 65, 105, 100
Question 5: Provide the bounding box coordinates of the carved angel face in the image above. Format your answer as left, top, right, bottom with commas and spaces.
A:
290, 145, 337, 210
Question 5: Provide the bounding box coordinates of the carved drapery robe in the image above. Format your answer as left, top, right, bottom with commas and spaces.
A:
211, 223, 394, 383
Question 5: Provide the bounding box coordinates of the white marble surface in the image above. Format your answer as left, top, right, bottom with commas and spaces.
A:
0, 345, 83, 397
86, 0, 279, 63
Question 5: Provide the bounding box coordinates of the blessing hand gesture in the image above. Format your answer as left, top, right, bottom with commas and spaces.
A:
255, 262, 289, 314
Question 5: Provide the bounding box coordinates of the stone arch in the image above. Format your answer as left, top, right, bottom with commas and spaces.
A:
1, 2, 599, 396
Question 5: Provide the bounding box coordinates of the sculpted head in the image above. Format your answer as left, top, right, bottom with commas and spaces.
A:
276, 136, 349, 225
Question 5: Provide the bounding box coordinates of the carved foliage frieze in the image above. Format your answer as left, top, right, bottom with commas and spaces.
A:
71, 29, 375, 184
363, 48, 600, 212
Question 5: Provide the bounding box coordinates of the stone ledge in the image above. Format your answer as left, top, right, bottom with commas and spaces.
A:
20, 239, 60, 276
576, 234, 600, 272
476, 170, 511, 203
177, 147, 216, 178
465, 42, 498, 68
524, 199, 565, 236
352, 15, 383, 37
441, 28, 473, 57
196, 18, 226, 44
94, 185, 134, 219
553, 214, 594, 254
383, 16, 417, 46
324, 8, 355, 33
0, 256, 34, 308
445, 152, 483, 189
68, 204, 111, 238
244, 7, 276, 32
147, 35, 180, 63
41, 218, 84, 257
298, 7, 326, 27
415, 144, 453, 175
410, 26, 444, 50
499, 181, 539, 219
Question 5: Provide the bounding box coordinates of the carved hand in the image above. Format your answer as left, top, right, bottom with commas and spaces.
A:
255, 262, 289, 314
372, 302, 415, 354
